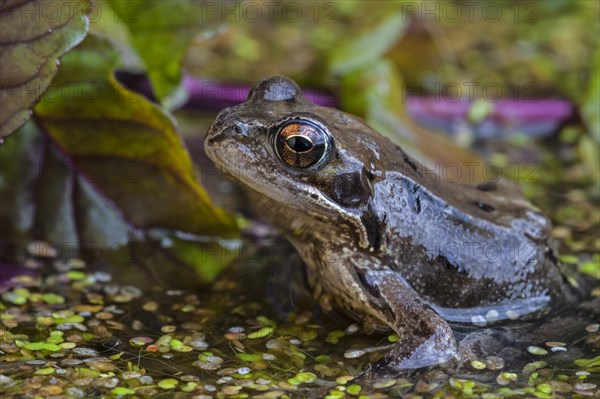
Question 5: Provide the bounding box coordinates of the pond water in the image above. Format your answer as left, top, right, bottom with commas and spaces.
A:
1, 227, 598, 399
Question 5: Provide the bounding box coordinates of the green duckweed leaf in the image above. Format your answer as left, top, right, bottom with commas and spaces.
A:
575, 356, 600, 370
34, 367, 56, 375
287, 372, 317, 385
112, 387, 136, 396
248, 327, 273, 339
158, 378, 179, 390
236, 352, 263, 362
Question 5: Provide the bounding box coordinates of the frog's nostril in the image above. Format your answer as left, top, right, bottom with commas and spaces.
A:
227, 123, 249, 137
210, 124, 247, 144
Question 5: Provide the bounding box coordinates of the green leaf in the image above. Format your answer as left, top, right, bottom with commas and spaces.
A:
347, 384, 362, 395
22, 341, 46, 351
105, 0, 202, 105
328, 12, 408, 75
42, 293, 65, 305
236, 352, 263, 362
575, 356, 600, 370
247, 327, 273, 339
76, 367, 100, 377
32, 34, 238, 238
287, 372, 317, 385
35, 367, 56, 375
158, 378, 179, 390
0, 0, 89, 138
112, 387, 136, 396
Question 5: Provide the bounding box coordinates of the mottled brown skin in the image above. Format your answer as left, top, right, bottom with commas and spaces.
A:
205, 76, 574, 370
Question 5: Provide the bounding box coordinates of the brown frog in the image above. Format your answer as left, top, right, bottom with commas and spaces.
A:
204, 76, 576, 371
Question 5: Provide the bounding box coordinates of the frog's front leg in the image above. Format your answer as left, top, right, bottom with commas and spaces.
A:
309, 246, 457, 372
353, 269, 458, 372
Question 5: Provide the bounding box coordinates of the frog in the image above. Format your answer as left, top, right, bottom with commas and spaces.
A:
204, 76, 577, 371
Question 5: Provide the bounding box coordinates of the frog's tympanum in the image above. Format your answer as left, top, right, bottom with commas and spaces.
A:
205, 76, 576, 371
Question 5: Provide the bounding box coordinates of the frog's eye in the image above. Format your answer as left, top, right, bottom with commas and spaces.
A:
274, 120, 331, 168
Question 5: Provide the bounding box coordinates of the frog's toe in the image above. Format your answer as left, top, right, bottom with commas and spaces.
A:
374, 324, 458, 372
355, 361, 418, 381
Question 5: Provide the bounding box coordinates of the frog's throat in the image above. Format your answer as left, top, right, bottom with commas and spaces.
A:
223, 166, 373, 250
208, 146, 372, 250
290, 185, 372, 249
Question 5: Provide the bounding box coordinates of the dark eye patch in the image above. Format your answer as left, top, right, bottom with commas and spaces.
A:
331, 171, 371, 207
355, 268, 382, 298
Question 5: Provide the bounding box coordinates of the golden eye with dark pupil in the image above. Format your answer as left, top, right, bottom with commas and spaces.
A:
274, 121, 330, 168
285, 135, 313, 153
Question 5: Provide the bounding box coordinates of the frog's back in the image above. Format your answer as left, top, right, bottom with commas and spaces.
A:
374, 169, 571, 323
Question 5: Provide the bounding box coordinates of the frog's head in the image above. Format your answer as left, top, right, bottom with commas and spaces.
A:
205, 76, 389, 250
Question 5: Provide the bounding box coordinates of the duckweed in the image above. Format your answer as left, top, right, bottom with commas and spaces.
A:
287, 372, 317, 385
347, 384, 362, 395
158, 378, 179, 389
527, 346, 548, 356
470, 360, 487, 370
34, 367, 56, 375
111, 387, 136, 395
575, 356, 600, 370
248, 327, 274, 339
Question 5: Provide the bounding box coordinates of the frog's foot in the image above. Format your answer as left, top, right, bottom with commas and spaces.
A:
354, 270, 458, 376
375, 322, 457, 371
356, 324, 456, 380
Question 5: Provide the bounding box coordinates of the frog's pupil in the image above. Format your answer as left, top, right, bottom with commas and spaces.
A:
286, 136, 313, 152
274, 120, 332, 169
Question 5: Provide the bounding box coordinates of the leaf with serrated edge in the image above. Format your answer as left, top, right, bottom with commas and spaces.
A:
0, 0, 89, 138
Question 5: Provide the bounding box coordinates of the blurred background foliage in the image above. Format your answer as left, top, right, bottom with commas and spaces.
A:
180, 0, 598, 99
89, 0, 599, 187
104, 0, 598, 185
179, 0, 599, 192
